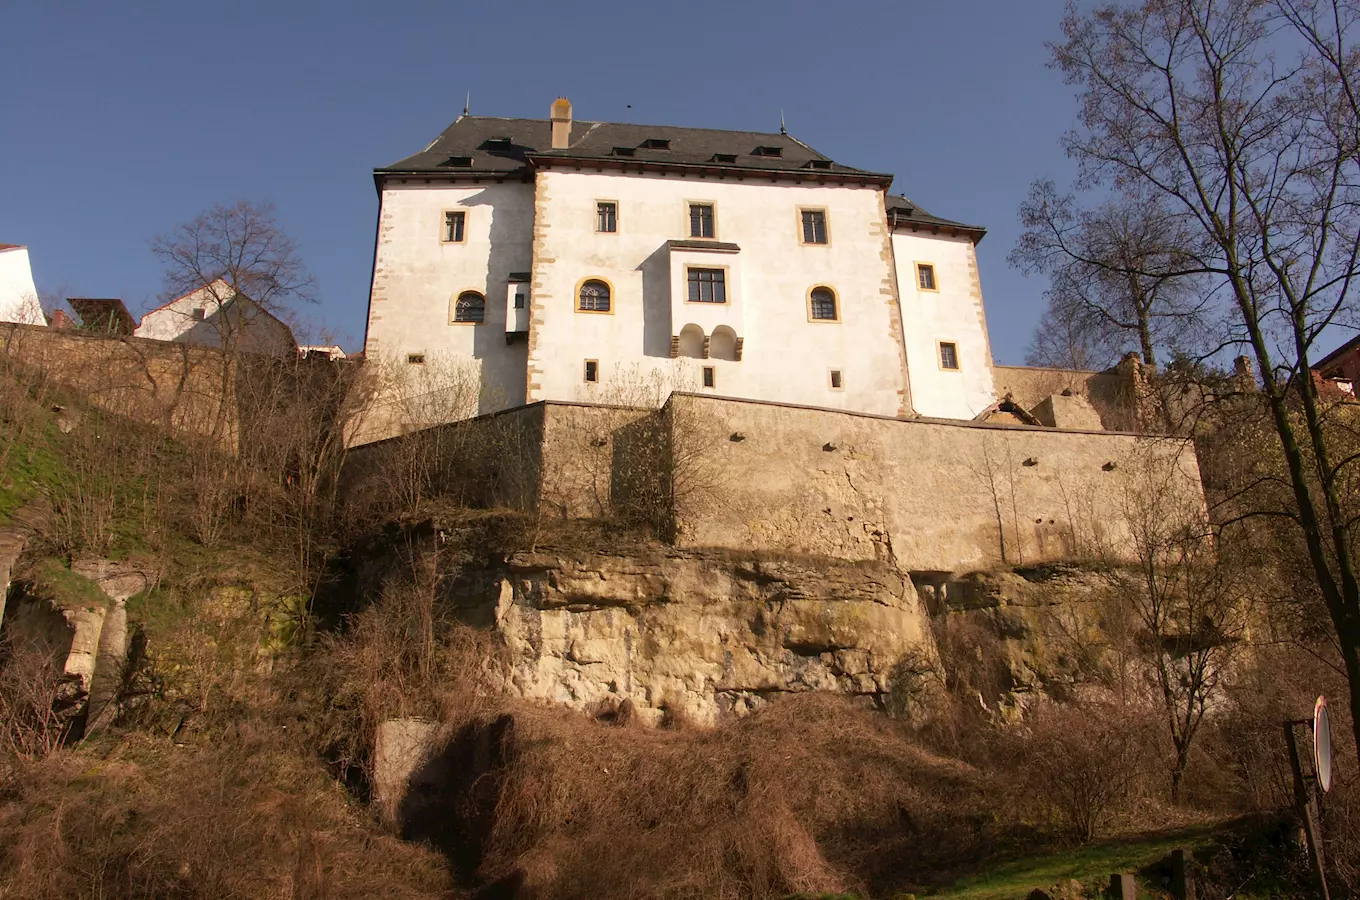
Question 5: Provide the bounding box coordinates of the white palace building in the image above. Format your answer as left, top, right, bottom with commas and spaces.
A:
363, 98, 997, 425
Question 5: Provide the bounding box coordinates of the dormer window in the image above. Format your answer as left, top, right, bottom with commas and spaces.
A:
640, 138, 671, 150
439, 156, 473, 167
804, 159, 832, 171
612, 146, 636, 157
710, 153, 738, 164
752, 146, 783, 157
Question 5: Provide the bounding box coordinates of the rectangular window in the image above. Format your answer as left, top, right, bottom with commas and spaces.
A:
829, 369, 843, 390
939, 341, 959, 370
514, 290, 526, 309
191, 308, 206, 321
702, 366, 715, 388
443, 210, 466, 243
689, 203, 715, 238
407, 353, 426, 365
917, 263, 937, 291
801, 209, 828, 244
687, 267, 727, 303
596, 201, 617, 233
584, 359, 599, 383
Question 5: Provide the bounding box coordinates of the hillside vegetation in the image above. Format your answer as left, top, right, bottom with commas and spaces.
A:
0, 347, 1353, 900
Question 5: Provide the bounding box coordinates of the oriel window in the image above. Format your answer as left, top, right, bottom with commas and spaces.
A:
687, 268, 727, 303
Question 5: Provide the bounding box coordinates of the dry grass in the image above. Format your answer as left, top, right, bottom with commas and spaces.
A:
0, 735, 453, 900
403, 694, 997, 900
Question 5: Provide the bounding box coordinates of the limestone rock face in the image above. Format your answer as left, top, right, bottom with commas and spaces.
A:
483, 549, 939, 725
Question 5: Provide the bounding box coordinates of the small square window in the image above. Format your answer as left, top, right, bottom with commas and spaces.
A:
584, 359, 599, 383
687, 268, 727, 303
702, 366, 715, 388
939, 342, 959, 371
443, 210, 466, 243
514, 290, 526, 309
801, 210, 828, 244
829, 369, 843, 390
917, 263, 937, 291
407, 353, 426, 365
597, 201, 617, 233
689, 203, 715, 238
191, 308, 206, 321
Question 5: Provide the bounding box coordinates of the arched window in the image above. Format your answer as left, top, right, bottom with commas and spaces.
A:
710, 325, 738, 361
809, 287, 838, 321
678, 324, 706, 359
578, 279, 611, 312
452, 290, 485, 323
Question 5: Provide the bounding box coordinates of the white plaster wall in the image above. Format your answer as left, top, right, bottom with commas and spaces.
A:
891, 232, 996, 419
366, 182, 533, 414
135, 284, 295, 355
0, 248, 47, 327
527, 170, 907, 416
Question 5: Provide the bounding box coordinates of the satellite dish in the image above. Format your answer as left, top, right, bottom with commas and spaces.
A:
1315, 695, 1333, 793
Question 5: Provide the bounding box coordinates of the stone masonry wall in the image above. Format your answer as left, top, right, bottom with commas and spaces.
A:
663, 393, 1205, 572
0, 322, 237, 442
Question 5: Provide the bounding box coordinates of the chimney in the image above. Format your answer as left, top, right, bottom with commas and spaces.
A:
550, 97, 572, 150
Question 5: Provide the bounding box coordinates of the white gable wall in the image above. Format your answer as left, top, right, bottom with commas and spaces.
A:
891, 231, 996, 419
526, 170, 909, 416
365, 181, 533, 412
135, 283, 296, 356
0, 247, 48, 327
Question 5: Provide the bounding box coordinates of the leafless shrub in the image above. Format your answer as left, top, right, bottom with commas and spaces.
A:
309, 567, 497, 791
1004, 699, 1158, 843
0, 633, 67, 762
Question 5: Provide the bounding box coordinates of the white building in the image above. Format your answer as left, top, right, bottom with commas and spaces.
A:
0, 245, 49, 327
135, 280, 297, 357
363, 98, 995, 428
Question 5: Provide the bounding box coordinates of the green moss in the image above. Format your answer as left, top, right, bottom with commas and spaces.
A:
28, 557, 109, 612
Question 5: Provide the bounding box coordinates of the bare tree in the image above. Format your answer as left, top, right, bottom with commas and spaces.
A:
150, 200, 314, 361
1051, 0, 1360, 757
1112, 445, 1251, 801
1012, 181, 1207, 370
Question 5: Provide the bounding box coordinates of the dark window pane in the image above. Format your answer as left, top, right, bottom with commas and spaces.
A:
690, 204, 714, 238
445, 211, 465, 242
597, 202, 616, 233
802, 210, 827, 244
810, 288, 836, 319
579, 279, 611, 312
454, 291, 484, 322
687, 268, 726, 303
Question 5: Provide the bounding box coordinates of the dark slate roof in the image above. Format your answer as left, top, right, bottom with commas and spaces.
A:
886, 195, 986, 243
378, 115, 891, 182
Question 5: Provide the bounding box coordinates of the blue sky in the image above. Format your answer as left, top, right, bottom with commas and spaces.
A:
1, 1, 1079, 362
